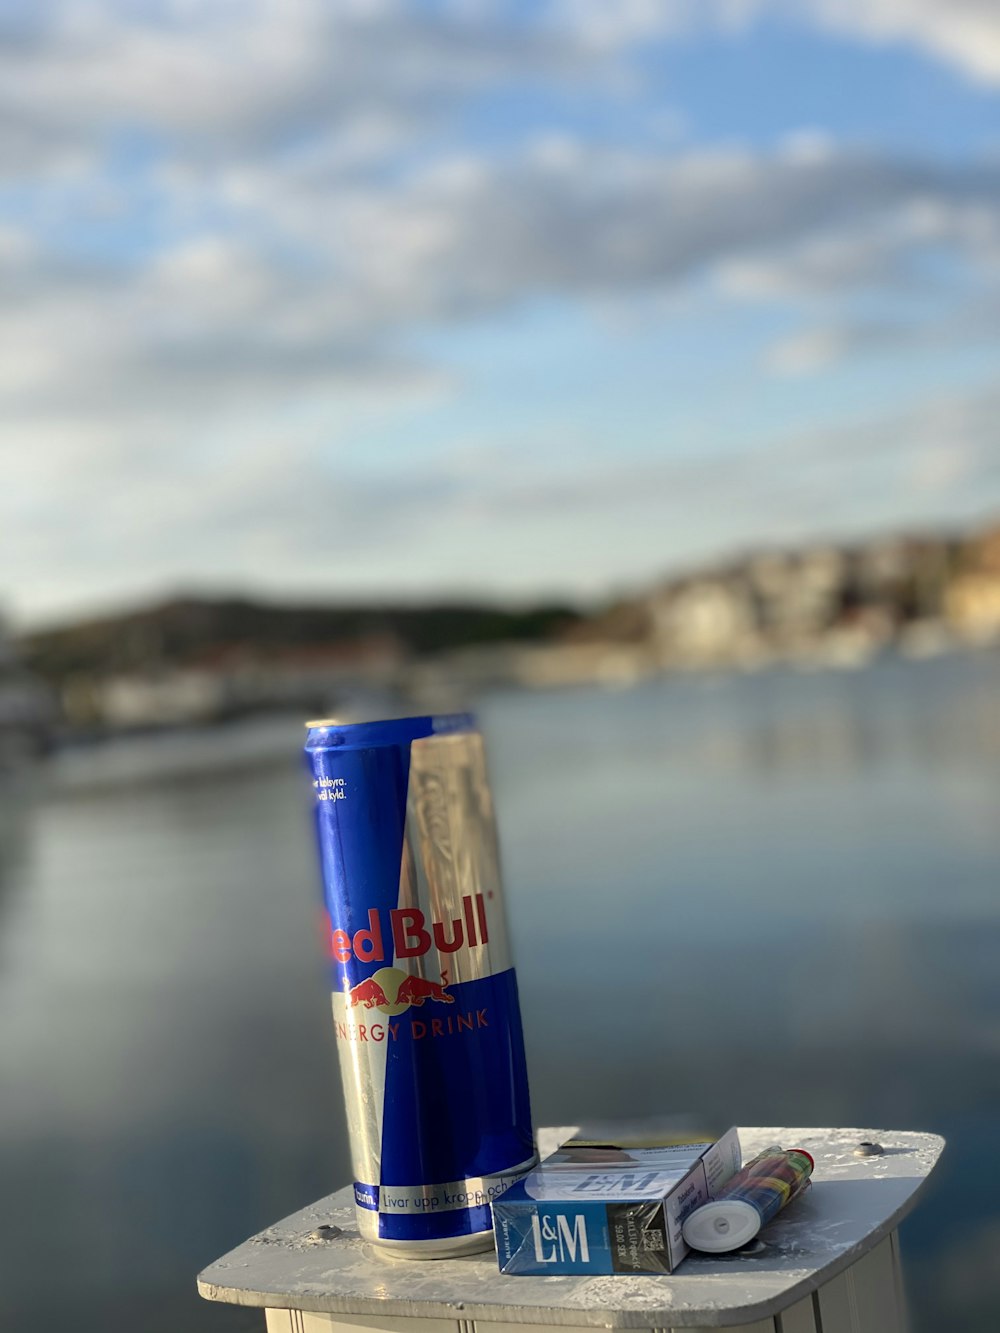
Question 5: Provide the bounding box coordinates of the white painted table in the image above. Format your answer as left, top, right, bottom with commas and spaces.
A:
198, 1127, 943, 1333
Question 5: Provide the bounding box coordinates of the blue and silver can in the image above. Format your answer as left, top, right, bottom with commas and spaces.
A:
304, 714, 536, 1257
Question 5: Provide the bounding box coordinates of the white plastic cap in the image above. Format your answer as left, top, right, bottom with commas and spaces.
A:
682, 1200, 761, 1253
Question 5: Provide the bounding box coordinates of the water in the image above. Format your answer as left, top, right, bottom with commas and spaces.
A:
1, 652, 999, 1331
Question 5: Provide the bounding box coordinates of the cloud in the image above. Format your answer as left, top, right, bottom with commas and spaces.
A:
762, 289, 1000, 376
5, 0, 1000, 186
806, 0, 1000, 87
1, 0, 999, 195
8, 374, 1000, 625
764, 327, 860, 376
715, 227, 909, 300
762, 320, 913, 375
2, 129, 998, 621
716, 192, 1000, 314
2, 1, 1000, 624
309, 141, 992, 309
0, 0, 594, 177
2, 7, 998, 422
560, 0, 1000, 86
464, 382, 1000, 522
4, 139, 998, 417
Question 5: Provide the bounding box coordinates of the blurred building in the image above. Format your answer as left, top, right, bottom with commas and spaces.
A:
0, 617, 54, 759
944, 527, 1000, 642
14, 520, 1000, 737
648, 576, 760, 668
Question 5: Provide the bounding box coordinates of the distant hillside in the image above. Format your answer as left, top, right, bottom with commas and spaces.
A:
16, 518, 1000, 738
20, 595, 583, 688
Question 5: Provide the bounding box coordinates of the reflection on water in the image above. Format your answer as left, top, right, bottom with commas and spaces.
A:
1, 653, 998, 1332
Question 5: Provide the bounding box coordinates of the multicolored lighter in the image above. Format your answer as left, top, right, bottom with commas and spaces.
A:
681, 1145, 814, 1252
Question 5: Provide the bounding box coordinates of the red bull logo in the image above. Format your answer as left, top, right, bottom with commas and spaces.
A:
346, 977, 390, 1009
337, 965, 483, 1043
326, 892, 490, 964
345, 965, 454, 1015
396, 974, 453, 1006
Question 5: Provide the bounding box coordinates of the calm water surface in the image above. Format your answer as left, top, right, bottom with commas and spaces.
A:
1, 653, 999, 1331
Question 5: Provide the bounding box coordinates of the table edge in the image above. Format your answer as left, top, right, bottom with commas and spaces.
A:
198, 1130, 945, 1328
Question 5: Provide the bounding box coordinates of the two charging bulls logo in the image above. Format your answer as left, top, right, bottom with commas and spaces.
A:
346, 967, 453, 1015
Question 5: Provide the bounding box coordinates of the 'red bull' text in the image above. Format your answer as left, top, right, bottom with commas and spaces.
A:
328, 893, 489, 963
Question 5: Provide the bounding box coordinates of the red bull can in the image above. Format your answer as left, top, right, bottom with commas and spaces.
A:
304, 713, 536, 1257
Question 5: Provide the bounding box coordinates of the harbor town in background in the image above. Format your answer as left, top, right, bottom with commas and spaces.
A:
6, 517, 1000, 744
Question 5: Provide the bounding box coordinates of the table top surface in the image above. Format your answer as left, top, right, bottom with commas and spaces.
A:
198, 1127, 944, 1329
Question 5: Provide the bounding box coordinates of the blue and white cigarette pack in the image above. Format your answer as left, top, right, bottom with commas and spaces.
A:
493, 1128, 742, 1275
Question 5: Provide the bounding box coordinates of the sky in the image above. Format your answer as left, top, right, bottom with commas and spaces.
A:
2, 0, 1000, 627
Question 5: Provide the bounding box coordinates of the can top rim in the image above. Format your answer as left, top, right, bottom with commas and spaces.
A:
304, 712, 476, 748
